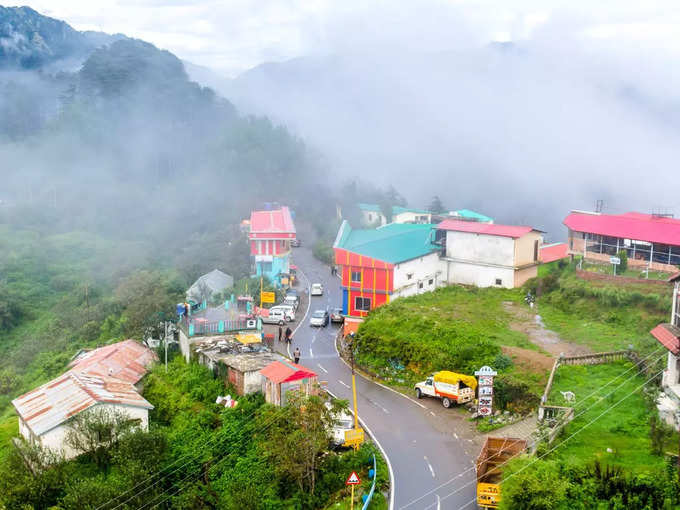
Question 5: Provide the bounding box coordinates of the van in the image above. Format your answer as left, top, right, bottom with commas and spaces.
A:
260, 308, 287, 326
269, 305, 295, 322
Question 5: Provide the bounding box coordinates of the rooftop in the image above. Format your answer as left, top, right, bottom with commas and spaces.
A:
449, 209, 494, 223
260, 360, 317, 384
68, 339, 157, 384
12, 372, 153, 437
540, 242, 569, 263
249, 206, 296, 235
437, 219, 538, 239
651, 324, 680, 355
187, 269, 233, 298
564, 211, 680, 246
358, 203, 431, 216
333, 220, 438, 264
192, 335, 271, 362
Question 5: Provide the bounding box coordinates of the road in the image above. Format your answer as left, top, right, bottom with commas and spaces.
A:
279, 241, 477, 510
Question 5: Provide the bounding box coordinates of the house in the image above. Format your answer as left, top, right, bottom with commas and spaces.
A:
260, 360, 318, 406
651, 272, 680, 430
564, 211, 680, 272
333, 221, 442, 332
68, 339, 158, 389
358, 203, 386, 227
436, 219, 543, 288
12, 371, 153, 459
186, 269, 234, 303
448, 209, 494, 223
358, 203, 431, 227
249, 206, 296, 285
539, 242, 569, 264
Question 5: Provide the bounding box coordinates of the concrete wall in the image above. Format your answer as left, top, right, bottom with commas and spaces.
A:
361, 210, 386, 227
244, 370, 263, 395
179, 327, 192, 362
514, 231, 542, 267
444, 261, 516, 289
392, 252, 443, 298
515, 265, 538, 287
393, 211, 431, 224
445, 231, 515, 266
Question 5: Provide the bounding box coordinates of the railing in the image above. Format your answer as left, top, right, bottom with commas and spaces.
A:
183, 318, 257, 337
560, 350, 630, 365
537, 406, 574, 444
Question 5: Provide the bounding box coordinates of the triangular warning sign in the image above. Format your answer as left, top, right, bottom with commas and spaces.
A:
345, 471, 361, 485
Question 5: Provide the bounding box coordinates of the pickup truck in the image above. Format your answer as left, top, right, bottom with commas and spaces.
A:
414, 371, 477, 408
476, 437, 527, 509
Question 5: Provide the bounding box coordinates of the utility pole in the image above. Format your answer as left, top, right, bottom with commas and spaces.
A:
164, 321, 168, 372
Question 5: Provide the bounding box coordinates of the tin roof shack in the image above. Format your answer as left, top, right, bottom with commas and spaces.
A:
192, 336, 283, 395
260, 360, 318, 406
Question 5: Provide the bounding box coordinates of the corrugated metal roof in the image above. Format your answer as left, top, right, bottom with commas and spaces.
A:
260, 360, 317, 384
540, 243, 569, 263
651, 324, 680, 355
249, 206, 296, 234
437, 219, 537, 239
68, 339, 157, 384
12, 372, 153, 437
564, 212, 680, 246
449, 209, 494, 223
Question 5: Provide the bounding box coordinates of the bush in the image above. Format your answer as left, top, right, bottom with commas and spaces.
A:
312, 240, 334, 265
617, 250, 628, 273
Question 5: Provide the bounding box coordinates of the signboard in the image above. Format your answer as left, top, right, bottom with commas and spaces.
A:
479, 397, 493, 407
260, 291, 276, 304
478, 376, 494, 386
344, 427, 365, 448
345, 471, 361, 486
478, 406, 492, 416
609, 256, 621, 265
475, 366, 498, 418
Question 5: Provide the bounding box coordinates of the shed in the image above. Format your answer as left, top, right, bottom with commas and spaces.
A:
186, 269, 234, 302
260, 360, 318, 406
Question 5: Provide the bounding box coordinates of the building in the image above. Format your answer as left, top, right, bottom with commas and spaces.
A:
436, 219, 543, 288
12, 372, 153, 459
333, 221, 441, 328
260, 360, 318, 406
448, 209, 494, 223
358, 204, 432, 227
564, 211, 680, 272
539, 242, 569, 264
358, 203, 386, 227
249, 206, 296, 285
186, 269, 234, 304
651, 272, 680, 430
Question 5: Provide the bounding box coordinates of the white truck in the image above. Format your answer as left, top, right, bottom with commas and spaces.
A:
415, 371, 477, 408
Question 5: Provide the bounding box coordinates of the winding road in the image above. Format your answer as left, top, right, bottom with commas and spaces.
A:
277, 239, 477, 510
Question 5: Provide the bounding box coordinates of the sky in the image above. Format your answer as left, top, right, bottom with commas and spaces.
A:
24, 0, 680, 76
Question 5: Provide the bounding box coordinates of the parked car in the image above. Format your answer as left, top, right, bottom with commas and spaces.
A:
325, 402, 354, 447
311, 283, 324, 296
269, 305, 295, 322
330, 308, 344, 323
291, 238, 302, 247
260, 308, 287, 326
283, 295, 299, 310
310, 309, 329, 327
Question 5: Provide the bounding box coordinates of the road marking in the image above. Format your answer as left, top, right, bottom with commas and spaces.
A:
430, 411, 436, 417
338, 380, 350, 389
309, 347, 314, 358
289, 267, 312, 358
317, 364, 328, 373
453, 433, 458, 440
436, 494, 441, 510
367, 398, 390, 414
424, 456, 435, 478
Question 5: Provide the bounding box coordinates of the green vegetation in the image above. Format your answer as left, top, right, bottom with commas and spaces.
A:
0, 357, 388, 509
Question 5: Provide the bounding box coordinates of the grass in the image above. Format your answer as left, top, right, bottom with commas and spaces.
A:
580, 260, 672, 281
547, 361, 676, 473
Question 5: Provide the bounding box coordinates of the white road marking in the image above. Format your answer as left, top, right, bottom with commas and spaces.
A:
453, 433, 458, 440
338, 380, 350, 389
436, 494, 441, 510
367, 398, 390, 414
288, 267, 312, 358
424, 456, 436, 478
430, 411, 436, 417
309, 347, 314, 358
317, 364, 328, 373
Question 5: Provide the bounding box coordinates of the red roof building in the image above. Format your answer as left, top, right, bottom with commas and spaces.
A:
539, 242, 569, 264
248, 206, 296, 285
437, 219, 535, 239
564, 211, 680, 272
68, 339, 157, 385
260, 360, 318, 406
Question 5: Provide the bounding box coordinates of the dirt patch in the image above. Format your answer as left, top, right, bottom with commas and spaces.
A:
503, 301, 592, 358
501, 345, 554, 374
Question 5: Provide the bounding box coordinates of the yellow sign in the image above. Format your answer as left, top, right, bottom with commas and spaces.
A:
261, 291, 276, 304
343, 427, 365, 447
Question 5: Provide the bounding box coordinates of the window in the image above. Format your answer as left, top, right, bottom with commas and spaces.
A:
428, 279, 433, 285
368, 213, 373, 221
407, 273, 413, 280
495, 278, 502, 286
418, 282, 423, 289
355, 297, 371, 311
351, 270, 361, 283
533, 240, 539, 261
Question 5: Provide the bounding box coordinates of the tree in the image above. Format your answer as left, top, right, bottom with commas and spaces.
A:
616, 249, 628, 274
65, 406, 139, 469
500, 458, 571, 510
428, 195, 446, 214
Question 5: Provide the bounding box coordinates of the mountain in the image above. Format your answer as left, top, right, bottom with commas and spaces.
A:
0, 5, 123, 70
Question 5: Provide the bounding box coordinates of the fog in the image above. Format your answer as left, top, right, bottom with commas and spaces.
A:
211, 25, 680, 240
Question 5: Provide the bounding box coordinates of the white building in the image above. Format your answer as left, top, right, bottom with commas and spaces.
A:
12, 372, 153, 459
358, 204, 431, 227
437, 219, 543, 289
652, 273, 680, 430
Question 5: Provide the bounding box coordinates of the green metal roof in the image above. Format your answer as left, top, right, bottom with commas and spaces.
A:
392, 206, 431, 216
334, 221, 438, 264
358, 203, 382, 212
451, 209, 493, 223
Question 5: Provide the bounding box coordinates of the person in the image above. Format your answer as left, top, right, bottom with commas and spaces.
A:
285, 326, 292, 344
278, 325, 283, 343
293, 347, 301, 364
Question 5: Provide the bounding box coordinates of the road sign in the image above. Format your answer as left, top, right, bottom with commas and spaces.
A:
478, 406, 492, 416
260, 291, 275, 303
344, 427, 365, 448
610, 256, 621, 265
346, 471, 361, 485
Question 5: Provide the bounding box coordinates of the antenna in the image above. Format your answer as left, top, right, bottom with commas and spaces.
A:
595, 200, 604, 213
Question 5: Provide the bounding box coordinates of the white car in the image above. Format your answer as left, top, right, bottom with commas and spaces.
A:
270, 305, 295, 322
260, 308, 287, 326
309, 309, 329, 327
311, 283, 324, 296
325, 403, 354, 447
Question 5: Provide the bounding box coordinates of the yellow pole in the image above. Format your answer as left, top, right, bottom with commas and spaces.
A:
352, 372, 359, 431
350, 484, 355, 510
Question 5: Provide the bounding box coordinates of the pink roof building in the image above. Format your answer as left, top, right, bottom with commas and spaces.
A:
68, 339, 158, 385
248, 206, 296, 285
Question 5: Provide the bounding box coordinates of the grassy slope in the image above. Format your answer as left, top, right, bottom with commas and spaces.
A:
547, 361, 675, 473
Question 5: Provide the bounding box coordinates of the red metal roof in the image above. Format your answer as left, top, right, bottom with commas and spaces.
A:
540, 243, 569, 263
651, 324, 680, 355
260, 360, 317, 384
68, 339, 157, 384
437, 219, 536, 239
249, 206, 296, 235
12, 372, 153, 437
564, 212, 680, 246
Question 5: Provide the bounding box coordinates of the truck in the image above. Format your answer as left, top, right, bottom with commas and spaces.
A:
475, 437, 527, 509
414, 371, 477, 408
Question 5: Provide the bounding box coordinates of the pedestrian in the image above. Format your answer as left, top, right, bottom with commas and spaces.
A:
278, 325, 283, 343
293, 347, 301, 364
285, 326, 292, 344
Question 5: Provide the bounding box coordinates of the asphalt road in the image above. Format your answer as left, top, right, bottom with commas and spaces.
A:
282, 242, 477, 510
